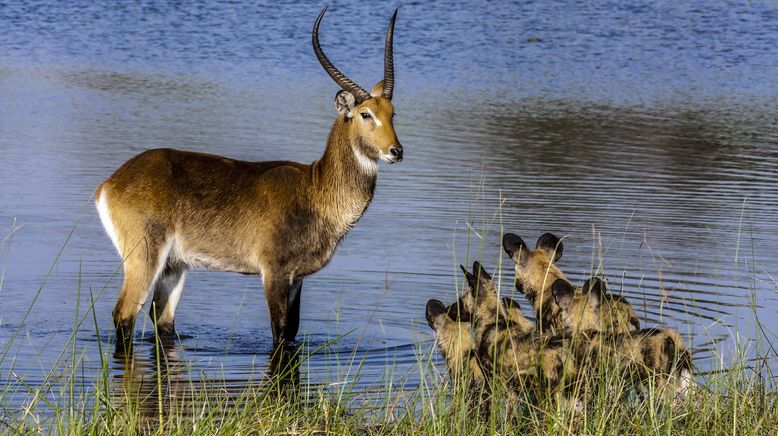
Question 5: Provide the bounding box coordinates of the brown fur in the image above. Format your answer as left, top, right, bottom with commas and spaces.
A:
573, 327, 693, 401
460, 262, 580, 408
426, 299, 483, 385
503, 233, 641, 336
551, 279, 600, 336
96, 14, 403, 346
502, 233, 567, 334
550, 277, 641, 337
460, 263, 534, 338
552, 277, 690, 400
599, 296, 641, 335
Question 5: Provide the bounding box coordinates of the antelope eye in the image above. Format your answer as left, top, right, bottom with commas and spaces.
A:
360, 112, 371, 120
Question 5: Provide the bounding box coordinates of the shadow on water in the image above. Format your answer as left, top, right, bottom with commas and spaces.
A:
2, 0, 778, 419
111, 336, 302, 420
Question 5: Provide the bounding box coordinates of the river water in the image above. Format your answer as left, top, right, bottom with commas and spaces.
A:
1, 0, 777, 415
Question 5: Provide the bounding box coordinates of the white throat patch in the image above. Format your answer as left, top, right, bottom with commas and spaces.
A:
353, 145, 377, 174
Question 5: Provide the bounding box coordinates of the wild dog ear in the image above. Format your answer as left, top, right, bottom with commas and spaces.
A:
335, 90, 357, 118
582, 277, 607, 300
370, 81, 385, 98
502, 233, 527, 263
536, 233, 563, 262
551, 279, 576, 311
446, 299, 471, 323
501, 296, 521, 311
426, 299, 447, 329
472, 261, 492, 282
460, 264, 478, 290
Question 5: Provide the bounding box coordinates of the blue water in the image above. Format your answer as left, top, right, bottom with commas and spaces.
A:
1, 0, 777, 416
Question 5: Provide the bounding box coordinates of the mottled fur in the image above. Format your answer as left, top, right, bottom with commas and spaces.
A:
502, 233, 567, 334
426, 299, 483, 384
503, 233, 641, 336
460, 263, 579, 406
572, 327, 693, 401
552, 277, 691, 399
582, 278, 641, 335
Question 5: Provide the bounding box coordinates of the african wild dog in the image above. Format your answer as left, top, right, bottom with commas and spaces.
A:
501, 233, 567, 334
551, 278, 693, 401
588, 277, 641, 334
459, 263, 581, 407
502, 232, 641, 335
426, 299, 483, 385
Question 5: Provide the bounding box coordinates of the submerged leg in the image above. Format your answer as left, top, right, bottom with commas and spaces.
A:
113, 236, 168, 349
263, 272, 293, 345
284, 278, 303, 341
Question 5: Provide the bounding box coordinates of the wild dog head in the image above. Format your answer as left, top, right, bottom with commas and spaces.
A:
426, 299, 482, 382
583, 277, 641, 334
551, 277, 637, 335
502, 232, 566, 334
551, 277, 641, 335
460, 262, 500, 323
459, 262, 535, 335
550, 278, 599, 335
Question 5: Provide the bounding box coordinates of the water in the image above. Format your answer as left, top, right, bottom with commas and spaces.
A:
2, 0, 778, 415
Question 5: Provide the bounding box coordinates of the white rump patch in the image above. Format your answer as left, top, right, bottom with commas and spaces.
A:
96, 191, 121, 256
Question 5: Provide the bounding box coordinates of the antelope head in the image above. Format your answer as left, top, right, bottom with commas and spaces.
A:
313, 8, 403, 165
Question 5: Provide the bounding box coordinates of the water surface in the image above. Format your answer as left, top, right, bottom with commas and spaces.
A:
1, 0, 778, 415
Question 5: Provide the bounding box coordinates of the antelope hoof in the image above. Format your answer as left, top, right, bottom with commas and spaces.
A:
155, 322, 176, 338
114, 319, 134, 352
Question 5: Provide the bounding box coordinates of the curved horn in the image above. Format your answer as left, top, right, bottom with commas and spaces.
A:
312, 7, 371, 103
382, 9, 397, 99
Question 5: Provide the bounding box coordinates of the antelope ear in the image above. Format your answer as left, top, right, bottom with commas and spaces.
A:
551, 279, 575, 311
503, 233, 527, 264
370, 81, 385, 98
582, 277, 607, 300
536, 233, 563, 262
335, 90, 356, 118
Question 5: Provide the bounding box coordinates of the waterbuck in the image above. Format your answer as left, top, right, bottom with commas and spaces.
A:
95, 8, 403, 347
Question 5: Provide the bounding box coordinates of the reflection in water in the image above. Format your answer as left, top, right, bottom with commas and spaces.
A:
1, 0, 778, 416
112, 338, 301, 420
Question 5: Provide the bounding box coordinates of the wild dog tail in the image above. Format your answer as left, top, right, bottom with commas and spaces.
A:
663, 329, 694, 397
675, 348, 694, 397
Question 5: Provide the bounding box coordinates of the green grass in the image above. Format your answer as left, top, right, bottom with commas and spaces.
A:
2, 206, 777, 434
1, 253, 776, 435
1, 322, 776, 435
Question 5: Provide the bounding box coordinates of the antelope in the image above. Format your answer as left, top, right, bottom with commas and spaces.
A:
95, 8, 403, 347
